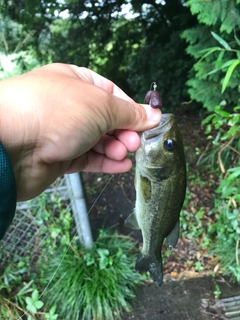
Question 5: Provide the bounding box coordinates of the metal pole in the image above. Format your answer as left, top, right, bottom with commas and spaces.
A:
66, 173, 93, 249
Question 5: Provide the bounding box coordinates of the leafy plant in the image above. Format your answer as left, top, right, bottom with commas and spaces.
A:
213, 284, 221, 299
41, 230, 144, 320
198, 32, 240, 94
195, 261, 204, 272
44, 306, 58, 320
0, 259, 37, 319
182, 1, 240, 111
198, 33, 240, 282
0, 191, 71, 320
25, 289, 44, 314
0, 258, 58, 320
31, 192, 75, 255
180, 178, 212, 248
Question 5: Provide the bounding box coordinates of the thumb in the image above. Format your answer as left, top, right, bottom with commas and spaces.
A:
106, 98, 162, 132
70, 65, 162, 132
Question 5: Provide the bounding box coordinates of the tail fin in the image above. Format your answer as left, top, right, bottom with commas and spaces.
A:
135, 253, 163, 286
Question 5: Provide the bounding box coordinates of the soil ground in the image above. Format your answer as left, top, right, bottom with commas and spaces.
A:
81, 115, 240, 320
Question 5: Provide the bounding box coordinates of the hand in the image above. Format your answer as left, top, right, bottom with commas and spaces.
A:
0, 63, 161, 201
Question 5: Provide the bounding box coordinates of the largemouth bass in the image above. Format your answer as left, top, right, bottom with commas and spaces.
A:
125, 113, 186, 285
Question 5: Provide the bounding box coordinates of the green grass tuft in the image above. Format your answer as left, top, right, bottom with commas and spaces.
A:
41, 230, 144, 320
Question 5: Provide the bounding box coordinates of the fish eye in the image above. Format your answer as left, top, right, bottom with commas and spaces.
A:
164, 139, 174, 151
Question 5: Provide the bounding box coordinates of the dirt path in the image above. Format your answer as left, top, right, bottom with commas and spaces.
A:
122, 276, 240, 320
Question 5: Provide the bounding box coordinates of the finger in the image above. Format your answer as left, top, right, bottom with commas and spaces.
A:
85, 152, 132, 173
106, 99, 162, 133
66, 151, 132, 173
92, 135, 128, 160
115, 130, 141, 152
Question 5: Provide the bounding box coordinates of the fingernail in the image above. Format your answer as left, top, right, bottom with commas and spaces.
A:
142, 104, 162, 123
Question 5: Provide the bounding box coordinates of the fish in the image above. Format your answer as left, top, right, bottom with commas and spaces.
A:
125, 113, 186, 285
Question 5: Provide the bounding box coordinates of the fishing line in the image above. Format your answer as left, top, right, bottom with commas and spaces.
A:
18, 174, 114, 320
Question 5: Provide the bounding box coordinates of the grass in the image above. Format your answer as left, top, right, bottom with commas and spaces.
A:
41, 230, 144, 320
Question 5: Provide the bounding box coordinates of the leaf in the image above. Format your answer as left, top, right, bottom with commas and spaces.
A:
25, 297, 32, 305
235, 35, 240, 46
217, 50, 225, 61
233, 106, 240, 111
49, 305, 57, 315
34, 300, 44, 309
84, 252, 95, 266
206, 59, 238, 76
228, 114, 240, 126
26, 302, 37, 314
214, 109, 230, 117
202, 113, 215, 125
225, 168, 240, 182
221, 125, 240, 140
220, 60, 239, 69
228, 167, 240, 174
97, 248, 109, 258
32, 289, 39, 301
99, 257, 109, 270
17, 280, 34, 297
205, 124, 212, 133
222, 60, 240, 93
197, 46, 221, 64
211, 32, 231, 50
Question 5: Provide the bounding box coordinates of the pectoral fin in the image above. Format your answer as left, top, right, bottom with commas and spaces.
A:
124, 209, 140, 230
166, 220, 179, 249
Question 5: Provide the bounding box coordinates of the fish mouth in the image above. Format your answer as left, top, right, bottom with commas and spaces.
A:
143, 114, 174, 140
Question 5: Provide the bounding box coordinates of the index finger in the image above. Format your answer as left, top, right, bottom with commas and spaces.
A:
70, 65, 134, 102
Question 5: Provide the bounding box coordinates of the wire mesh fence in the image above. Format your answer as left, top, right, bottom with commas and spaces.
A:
0, 175, 82, 267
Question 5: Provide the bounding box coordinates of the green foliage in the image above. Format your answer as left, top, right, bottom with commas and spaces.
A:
213, 284, 221, 299
44, 306, 58, 320
0, 14, 27, 54
194, 261, 204, 272
201, 104, 240, 171
0, 12, 42, 76
1, 0, 198, 109
41, 230, 144, 320
31, 192, 75, 255
0, 192, 142, 319
181, 206, 206, 240
180, 183, 212, 249
198, 32, 240, 94
198, 33, 240, 282
33, 193, 144, 319
25, 290, 44, 315
182, 1, 240, 111
186, 0, 240, 33
0, 258, 57, 320
207, 199, 240, 282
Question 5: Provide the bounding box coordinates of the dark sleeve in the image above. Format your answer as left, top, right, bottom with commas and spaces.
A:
0, 142, 16, 240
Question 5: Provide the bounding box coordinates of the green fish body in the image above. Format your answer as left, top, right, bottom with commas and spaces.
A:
125, 114, 186, 285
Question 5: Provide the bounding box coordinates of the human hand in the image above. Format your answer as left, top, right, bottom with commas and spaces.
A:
0, 63, 161, 201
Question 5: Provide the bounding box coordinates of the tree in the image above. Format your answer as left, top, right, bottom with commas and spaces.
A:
1, 0, 197, 108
